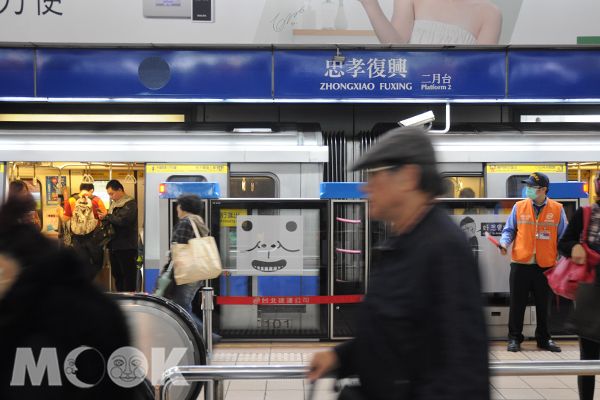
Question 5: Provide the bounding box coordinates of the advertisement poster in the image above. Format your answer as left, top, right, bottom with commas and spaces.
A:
46, 176, 67, 206
236, 215, 304, 276
450, 213, 510, 293
0, 1, 599, 46
44, 212, 59, 237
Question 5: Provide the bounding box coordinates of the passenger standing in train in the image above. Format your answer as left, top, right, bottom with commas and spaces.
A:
97, 180, 138, 292
168, 193, 221, 343
57, 183, 107, 280
308, 127, 489, 400
0, 192, 145, 399
499, 172, 567, 352
558, 169, 600, 400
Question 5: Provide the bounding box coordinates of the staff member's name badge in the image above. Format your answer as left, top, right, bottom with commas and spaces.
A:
538, 231, 551, 240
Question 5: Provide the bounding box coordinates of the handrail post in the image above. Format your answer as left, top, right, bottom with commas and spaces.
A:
202, 287, 215, 400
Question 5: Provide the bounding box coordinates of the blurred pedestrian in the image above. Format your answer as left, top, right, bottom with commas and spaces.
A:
558, 170, 600, 400
8, 180, 41, 230
308, 127, 489, 400
0, 192, 146, 399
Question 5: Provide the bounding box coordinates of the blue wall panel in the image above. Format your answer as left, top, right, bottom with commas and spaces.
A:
36, 49, 272, 99
509, 51, 600, 99
0, 48, 35, 97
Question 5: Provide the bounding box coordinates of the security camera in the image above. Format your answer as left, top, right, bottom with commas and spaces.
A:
332, 46, 346, 63
398, 111, 435, 127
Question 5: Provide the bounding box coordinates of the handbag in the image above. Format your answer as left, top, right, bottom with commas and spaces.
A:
544, 205, 600, 300
567, 282, 600, 343
171, 220, 223, 285
154, 261, 175, 299
93, 219, 116, 247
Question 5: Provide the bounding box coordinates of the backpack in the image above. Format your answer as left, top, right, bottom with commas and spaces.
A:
70, 195, 98, 235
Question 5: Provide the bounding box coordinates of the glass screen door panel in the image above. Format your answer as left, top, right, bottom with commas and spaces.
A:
210, 199, 329, 339
331, 200, 368, 339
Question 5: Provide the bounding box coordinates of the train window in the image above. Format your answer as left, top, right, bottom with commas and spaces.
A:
92, 180, 111, 207
441, 176, 484, 198
230, 175, 277, 198
166, 175, 207, 182
506, 175, 530, 198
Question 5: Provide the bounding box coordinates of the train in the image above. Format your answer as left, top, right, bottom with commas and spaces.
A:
1, 120, 599, 342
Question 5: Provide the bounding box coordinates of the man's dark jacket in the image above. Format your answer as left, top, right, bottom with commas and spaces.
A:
335, 205, 489, 400
105, 196, 138, 250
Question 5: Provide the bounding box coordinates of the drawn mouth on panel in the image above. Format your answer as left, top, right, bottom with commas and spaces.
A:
251, 259, 287, 272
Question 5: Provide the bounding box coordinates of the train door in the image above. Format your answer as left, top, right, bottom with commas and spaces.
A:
211, 199, 329, 339
5, 162, 145, 291
568, 164, 597, 207
145, 164, 228, 292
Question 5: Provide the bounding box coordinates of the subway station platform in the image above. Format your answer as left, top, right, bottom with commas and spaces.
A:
199, 340, 593, 400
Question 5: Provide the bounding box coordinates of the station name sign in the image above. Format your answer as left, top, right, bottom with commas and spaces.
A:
3, 48, 600, 102
274, 50, 506, 100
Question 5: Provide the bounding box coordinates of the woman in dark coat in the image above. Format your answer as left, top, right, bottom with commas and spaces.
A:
0, 192, 147, 400
558, 170, 600, 400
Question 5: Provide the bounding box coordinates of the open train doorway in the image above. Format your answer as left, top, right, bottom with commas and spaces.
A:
5, 162, 145, 292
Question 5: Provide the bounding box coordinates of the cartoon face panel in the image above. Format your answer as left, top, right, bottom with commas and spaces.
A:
236, 216, 303, 275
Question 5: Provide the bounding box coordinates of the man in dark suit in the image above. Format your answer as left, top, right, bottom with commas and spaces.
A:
308, 127, 489, 400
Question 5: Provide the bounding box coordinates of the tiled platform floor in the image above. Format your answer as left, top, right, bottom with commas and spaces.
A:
191, 340, 600, 400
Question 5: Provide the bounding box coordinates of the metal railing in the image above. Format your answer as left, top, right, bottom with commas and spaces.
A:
156, 360, 600, 400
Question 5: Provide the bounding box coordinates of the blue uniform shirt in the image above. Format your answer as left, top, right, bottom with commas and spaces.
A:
500, 197, 568, 247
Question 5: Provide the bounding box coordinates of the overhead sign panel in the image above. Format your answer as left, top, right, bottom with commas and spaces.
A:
508, 51, 600, 99
0, 49, 34, 98
274, 50, 506, 100
36, 49, 272, 99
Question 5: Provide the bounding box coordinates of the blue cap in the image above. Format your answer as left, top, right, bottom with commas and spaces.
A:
521, 172, 550, 188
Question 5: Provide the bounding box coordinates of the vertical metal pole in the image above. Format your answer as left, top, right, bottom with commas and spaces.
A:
213, 379, 224, 400
202, 287, 214, 400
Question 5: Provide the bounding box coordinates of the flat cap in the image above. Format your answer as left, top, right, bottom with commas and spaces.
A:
351, 126, 437, 171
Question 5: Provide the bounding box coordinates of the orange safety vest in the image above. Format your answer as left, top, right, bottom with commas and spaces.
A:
511, 198, 563, 268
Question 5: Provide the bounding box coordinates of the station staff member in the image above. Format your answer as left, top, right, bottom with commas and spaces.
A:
499, 172, 567, 353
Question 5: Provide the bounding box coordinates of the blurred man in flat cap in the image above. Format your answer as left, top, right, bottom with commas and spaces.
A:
308, 127, 489, 400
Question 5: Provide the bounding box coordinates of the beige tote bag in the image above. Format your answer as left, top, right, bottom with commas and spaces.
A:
171, 220, 223, 285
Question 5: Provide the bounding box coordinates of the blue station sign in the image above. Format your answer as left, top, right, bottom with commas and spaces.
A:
3, 47, 600, 102
274, 50, 506, 100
